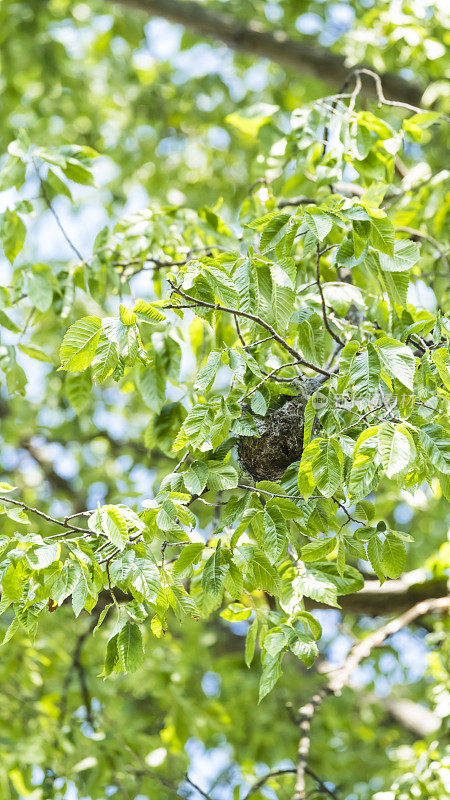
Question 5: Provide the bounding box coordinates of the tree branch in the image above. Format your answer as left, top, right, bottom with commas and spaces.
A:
292, 689, 334, 800
376, 696, 441, 738
113, 0, 423, 105
244, 767, 339, 800
0, 495, 89, 534
59, 619, 96, 725
165, 280, 332, 377
90, 568, 448, 618
320, 569, 449, 615
316, 245, 345, 347
34, 159, 84, 262
292, 595, 450, 799
20, 436, 87, 512
324, 595, 450, 695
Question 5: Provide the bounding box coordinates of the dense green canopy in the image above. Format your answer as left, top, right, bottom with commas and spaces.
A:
0, 2, 449, 799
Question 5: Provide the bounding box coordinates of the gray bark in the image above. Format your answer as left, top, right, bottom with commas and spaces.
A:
114, 0, 424, 105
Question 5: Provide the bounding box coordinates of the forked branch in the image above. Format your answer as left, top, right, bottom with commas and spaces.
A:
291, 595, 450, 799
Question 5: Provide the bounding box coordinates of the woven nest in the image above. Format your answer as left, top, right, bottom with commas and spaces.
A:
237, 378, 322, 482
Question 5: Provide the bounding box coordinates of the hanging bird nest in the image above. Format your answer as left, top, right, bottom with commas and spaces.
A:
237, 378, 323, 482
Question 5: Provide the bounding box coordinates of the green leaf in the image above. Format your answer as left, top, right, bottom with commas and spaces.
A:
133, 298, 166, 323
234, 257, 255, 313
183, 462, 208, 495
354, 499, 375, 523
250, 550, 281, 595
61, 158, 95, 185
17, 344, 52, 363
202, 542, 229, 597
66, 370, 92, 414
367, 535, 385, 583
245, 617, 258, 667
250, 390, 268, 416
287, 629, 318, 666
93, 604, 113, 635
348, 344, 380, 398
102, 317, 139, 365
348, 427, 379, 500
376, 337, 415, 390
226, 103, 278, 139
293, 611, 322, 641
379, 268, 409, 308
380, 534, 406, 579
103, 634, 120, 676
91, 333, 119, 383
206, 462, 238, 491
301, 537, 336, 562
119, 304, 137, 325
101, 506, 128, 551
171, 584, 200, 619
432, 348, 450, 391
306, 210, 334, 241
322, 282, 364, 315
259, 213, 292, 253
177, 403, 213, 450
72, 571, 89, 618
1, 208, 26, 264
418, 425, 450, 474
261, 508, 287, 563
0, 309, 21, 334
172, 543, 204, 578
379, 240, 420, 272
129, 558, 160, 601
294, 569, 339, 608
368, 210, 394, 256
51, 563, 79, 605
259, 651, 282, 702
194, 350, 222, 392
27, 543, 59, 569
378, 423, 413, 478
0, 154, 26, 191
0, 482, 16, 492
59, 316, 101, 372
220, 602, 252, 622
311, 439, 343, 498
27, 265, 54, 312
117, 621, 144, 673
316, 563, 364, 595
45, 167, 72, 199
294, 309, 326, 365
138, 364, 166, 413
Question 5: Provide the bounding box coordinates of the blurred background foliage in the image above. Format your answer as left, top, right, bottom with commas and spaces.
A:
0, 0, 448, 212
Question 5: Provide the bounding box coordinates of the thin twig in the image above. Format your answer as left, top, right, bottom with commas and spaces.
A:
357, 68, 427, 115
59, 618, 96, 725
0, 496, 88, 534
184, 775, 215, 800
243, 335, 276, 350
242, 361, 299, 399
165, 281, 332, 378
316, 245, 344, 347
244, 766, 339, 800
34, 159, 84, 262
337, 404, 385, 435
331, 497, 362, 525
234, 314, 246, 347
63, 509, 95, 523
238, 484, 321, 501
